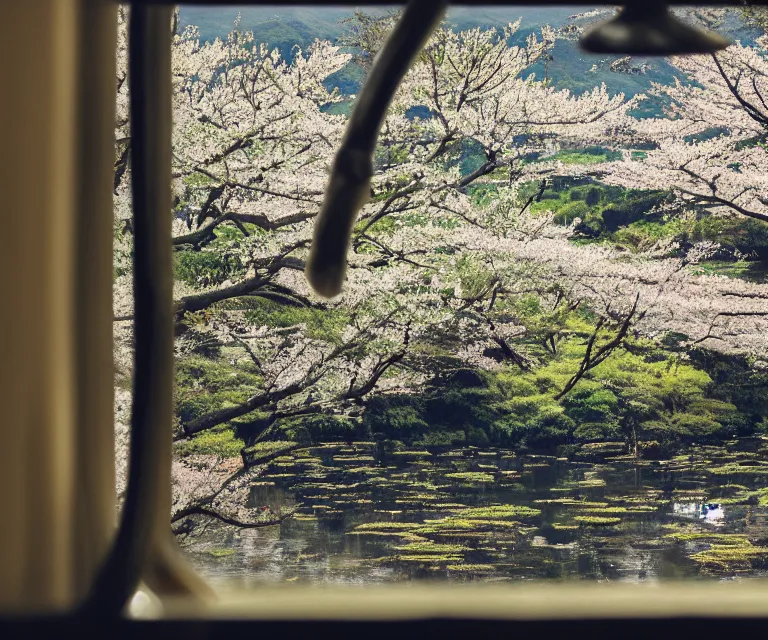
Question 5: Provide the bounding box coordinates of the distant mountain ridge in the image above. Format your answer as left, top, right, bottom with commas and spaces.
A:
178, 5, 761, 117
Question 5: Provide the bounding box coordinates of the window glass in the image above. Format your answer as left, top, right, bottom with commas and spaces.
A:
114, 5, 768, 592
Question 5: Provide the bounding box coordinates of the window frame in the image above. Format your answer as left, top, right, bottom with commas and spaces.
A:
114, 0, 768, 626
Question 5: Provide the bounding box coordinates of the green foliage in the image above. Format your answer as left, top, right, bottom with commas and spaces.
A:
364, 396, 429, 437
174, 245, 245, 288
598, 191, 670, 232
547, 147, 621, 165
277, 414, 367, 443
524, 181, 672, 240
518, 181, 768, 267
528, 179, 768, 270
414, 430, 467, 446
564, 385, 622, 441
570, 186, 604, 206
354, 303, 753, 453
241, 440, 299, 465
182, 172, 216, 188
175, 356, 262, 424
611, 214, 768, 261
577, 211, 606, 236
176, 426, 245, 457
455, 256, 496, 300
685, 217, 768, 260
553, 200, 589, 225
244, 299, 350, 343
488, 336, 744, 450
492, 393, 576, 450
611, 219, 686, 251
685, 350, 768, 433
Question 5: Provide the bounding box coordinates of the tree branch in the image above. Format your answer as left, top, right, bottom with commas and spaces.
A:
712, 53, 768, 127
171, 505, 292, 528
554, 294, 641, 400
173, 211, 314, 247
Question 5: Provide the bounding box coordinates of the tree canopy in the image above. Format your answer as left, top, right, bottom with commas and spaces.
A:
112, 8, 768, 529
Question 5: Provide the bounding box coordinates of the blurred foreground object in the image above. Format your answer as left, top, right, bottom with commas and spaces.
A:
305, 0, 447, 297
580, 3, 730, 54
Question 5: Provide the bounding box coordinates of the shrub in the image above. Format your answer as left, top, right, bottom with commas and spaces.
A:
278, 414, 366, 443
553, 201, 589, 225
175, 426, 245, 457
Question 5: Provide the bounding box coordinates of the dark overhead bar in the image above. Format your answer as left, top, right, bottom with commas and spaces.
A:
121, 1, 768, 6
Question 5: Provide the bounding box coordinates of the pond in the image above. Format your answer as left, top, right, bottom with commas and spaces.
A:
181, 439, 768, 590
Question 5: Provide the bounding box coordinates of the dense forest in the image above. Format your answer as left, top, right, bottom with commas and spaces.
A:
114, 7, 768, 583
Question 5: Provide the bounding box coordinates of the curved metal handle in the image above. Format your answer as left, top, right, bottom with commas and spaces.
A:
305, 0, 448, 297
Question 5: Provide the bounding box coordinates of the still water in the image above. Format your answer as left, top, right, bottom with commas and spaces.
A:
181, 439, 768, 590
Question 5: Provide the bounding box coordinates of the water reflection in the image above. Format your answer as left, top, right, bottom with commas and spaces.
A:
182, 439, 768, 589
673, 502, 725, 525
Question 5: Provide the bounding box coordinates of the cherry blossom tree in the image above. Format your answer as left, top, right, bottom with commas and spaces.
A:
544, 16, 768, 360
112, 9, 768, 532
113, 17, 642, 438
588, 35, 768, 223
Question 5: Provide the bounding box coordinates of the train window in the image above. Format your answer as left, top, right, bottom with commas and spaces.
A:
113, 0, 768, 614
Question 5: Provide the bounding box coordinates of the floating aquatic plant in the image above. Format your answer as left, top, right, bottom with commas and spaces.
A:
394, 542, 470, 554
444, 472, 495, 484
691, 545, 768, 567
241, 440, 299, 465
206, 548, 237, 558
346, 530, 424, 539
388, 555, 464, 564
454, 505, 541, 519
573, 516, 622, 526
574, 479, 607, 488
664, 532, 751, 545
391, 450, 432, 457
353, 522, 421, 531
707, 464, 768, 476
534, 499, 608, 508
447, 564, 495, 572
413, 517, 519, 534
